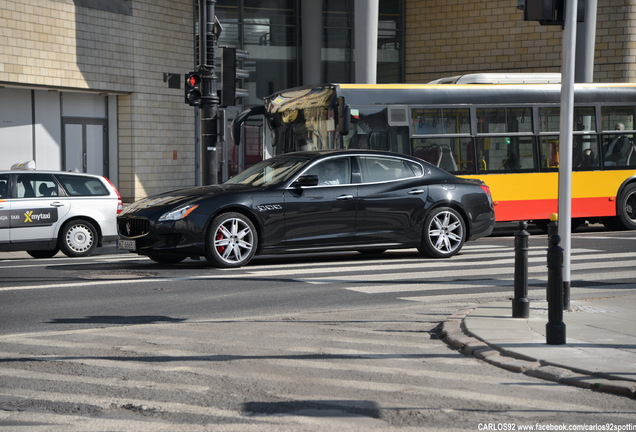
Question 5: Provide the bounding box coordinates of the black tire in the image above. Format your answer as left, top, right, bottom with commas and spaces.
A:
205, 212, 257, 268
58, 219, 98, 257
147, 253, 186, 264
418, 207, 466, 258
602, 216, 624, 231
616, 183, 636, 230
27, 248, 59, 259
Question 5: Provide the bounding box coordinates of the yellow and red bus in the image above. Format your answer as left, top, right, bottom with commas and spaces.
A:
234, 80, 636, 230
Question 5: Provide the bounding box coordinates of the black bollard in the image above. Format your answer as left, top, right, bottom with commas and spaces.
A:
547, 215, 570, 311
546, 215, 558, 302
512, 221, 530, 318
546, 233, 566, 345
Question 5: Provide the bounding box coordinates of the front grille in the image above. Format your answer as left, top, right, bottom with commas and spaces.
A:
118, 217, 150, 238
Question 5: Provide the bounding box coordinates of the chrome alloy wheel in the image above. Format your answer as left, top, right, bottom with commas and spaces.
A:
207, 213, 257, 267
419, 207, 466, 258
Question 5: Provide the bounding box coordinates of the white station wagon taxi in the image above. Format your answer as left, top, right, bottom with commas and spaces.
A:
0, 161, 123, 258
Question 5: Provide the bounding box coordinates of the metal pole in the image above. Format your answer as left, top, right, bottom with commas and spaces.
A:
512, 221, 530, 318
558, 0, 578, 310
198, 0, 220, 185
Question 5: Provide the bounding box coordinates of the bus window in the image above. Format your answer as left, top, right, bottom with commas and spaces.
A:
477, 136, 537, 172
539, 136, 560, 169
574, 135, 600, 169
601, 106, 635, 131
540, 106, 596, 132
600, 106, 636, 168
539, 107, 560, 132
412, 137, 474, 174
412, 107, 470, 135
343, 108, 410, 154
477, 107, 532, 134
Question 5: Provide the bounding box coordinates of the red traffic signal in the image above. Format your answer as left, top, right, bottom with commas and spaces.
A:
184, 72, 202, 106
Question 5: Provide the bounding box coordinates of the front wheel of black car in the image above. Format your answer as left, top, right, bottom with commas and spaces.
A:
418, 207, 465, 258
205, 212, 257, 268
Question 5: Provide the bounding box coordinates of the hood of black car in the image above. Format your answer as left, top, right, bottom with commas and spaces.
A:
121, 183, 263, 215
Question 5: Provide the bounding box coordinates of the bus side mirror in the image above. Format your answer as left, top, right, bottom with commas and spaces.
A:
337, 96, 350, 135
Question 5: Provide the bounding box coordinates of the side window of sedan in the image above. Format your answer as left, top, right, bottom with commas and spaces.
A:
305, 158, 351, 186
359, 157, 423, 183
16, 174, 59, 198
0, 175, 8, 199
55, 174, 109, 196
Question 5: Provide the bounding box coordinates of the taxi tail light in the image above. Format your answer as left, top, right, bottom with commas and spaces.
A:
104, 177, 124, 214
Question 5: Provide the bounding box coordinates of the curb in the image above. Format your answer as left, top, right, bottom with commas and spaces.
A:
440, 307, 636, 399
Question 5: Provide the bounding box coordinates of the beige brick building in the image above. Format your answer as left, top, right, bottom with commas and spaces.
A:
0, 0, 195, 202
405, 0, 636, 83
1, 0, 635, 202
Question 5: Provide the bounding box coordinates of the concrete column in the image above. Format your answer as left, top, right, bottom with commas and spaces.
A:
301, 0, 322, 86
354, 0, 379, 84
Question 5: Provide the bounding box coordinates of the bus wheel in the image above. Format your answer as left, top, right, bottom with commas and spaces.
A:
616, 183, 636, 230
418, 207, 465, 258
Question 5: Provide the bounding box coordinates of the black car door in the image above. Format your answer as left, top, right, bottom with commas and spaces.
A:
355, 155, 429, 246
283, 156, 358, 249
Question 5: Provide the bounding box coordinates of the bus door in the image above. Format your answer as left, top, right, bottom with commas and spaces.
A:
220, 107, 264, 182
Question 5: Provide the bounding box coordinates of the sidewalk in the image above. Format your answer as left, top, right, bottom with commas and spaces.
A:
442, 294, 636, 398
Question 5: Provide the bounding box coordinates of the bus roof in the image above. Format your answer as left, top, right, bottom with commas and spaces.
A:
264, 82, 636, 113
427, 73, 562, 84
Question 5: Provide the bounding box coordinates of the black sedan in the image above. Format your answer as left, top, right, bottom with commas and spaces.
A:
117, 150, 495, 267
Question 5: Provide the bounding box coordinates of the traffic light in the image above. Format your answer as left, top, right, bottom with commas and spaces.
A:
522, 0, 585, 25
184, 72, 202, 106
221, 47, 249, 107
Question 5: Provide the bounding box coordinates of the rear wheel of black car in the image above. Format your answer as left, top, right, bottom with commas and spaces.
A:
418, 207, 465, 258
59, 219, 98, 257
205, 212, 257, 268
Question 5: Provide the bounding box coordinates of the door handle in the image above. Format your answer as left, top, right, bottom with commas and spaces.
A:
50, 201, 65, 207
408, 189, 425, 195
336, 194, 354, 200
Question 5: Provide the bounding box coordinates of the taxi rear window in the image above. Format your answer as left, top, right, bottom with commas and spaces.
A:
55, 174, 109, 196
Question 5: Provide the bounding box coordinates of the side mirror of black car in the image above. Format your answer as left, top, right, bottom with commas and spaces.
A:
292, 175, 319, 188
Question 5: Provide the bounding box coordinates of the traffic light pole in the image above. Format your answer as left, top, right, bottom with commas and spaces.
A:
198, 0, 221, 185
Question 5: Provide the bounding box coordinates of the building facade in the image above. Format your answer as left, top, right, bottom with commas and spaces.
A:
1, 0, 635, 202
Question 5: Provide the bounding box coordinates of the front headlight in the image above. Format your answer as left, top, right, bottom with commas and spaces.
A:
158, 204, 199, 221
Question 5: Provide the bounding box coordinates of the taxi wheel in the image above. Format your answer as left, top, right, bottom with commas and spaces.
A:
27, 248, 59, 259
59, 219, 98, 257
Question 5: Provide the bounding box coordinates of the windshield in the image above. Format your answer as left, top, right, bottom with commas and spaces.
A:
224, 157, 308, 186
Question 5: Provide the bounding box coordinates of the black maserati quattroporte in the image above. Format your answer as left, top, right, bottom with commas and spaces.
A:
117, 150, 495, 267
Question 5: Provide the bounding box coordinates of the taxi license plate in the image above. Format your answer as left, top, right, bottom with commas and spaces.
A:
118, 239, 136, 251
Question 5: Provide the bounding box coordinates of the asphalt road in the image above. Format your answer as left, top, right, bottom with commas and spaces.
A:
0, 226, 635, 430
